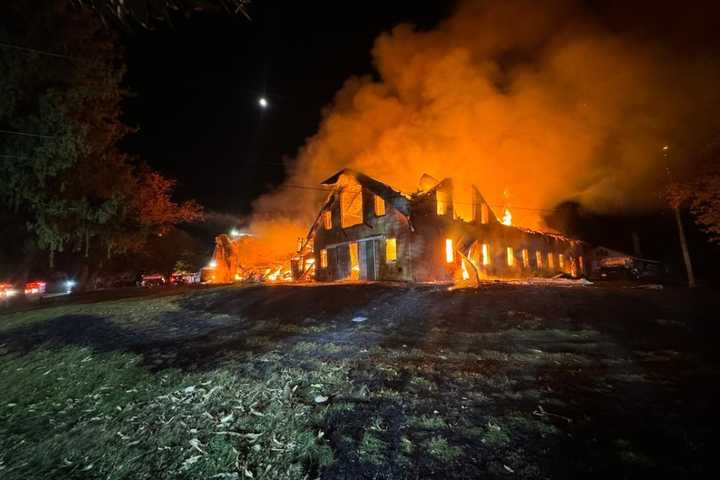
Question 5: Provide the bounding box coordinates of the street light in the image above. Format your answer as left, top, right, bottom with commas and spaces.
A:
258, 97, 269, 109
230, 229, 252, 238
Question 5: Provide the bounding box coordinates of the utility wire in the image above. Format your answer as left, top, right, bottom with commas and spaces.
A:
0, 129, 55, 139
277, 183, 556, 212
0, 40, 78, 60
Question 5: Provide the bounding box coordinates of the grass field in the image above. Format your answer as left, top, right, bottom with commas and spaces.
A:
1, 283, 719, 479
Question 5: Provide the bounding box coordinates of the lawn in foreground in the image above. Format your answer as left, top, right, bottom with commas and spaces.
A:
1, 284, 718, 479
0, 345, 347, 479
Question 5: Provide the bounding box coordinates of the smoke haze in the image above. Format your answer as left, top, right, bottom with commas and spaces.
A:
248, 0, 720, 255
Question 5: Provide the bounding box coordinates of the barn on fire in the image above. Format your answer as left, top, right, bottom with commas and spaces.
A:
292, 169, 589, 283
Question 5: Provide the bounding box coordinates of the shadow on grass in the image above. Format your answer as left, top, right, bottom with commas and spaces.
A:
0, 314, 136, 355
0, 310, 303, 372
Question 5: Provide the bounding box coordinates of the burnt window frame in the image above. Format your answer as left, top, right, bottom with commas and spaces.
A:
340, 187, 364, 229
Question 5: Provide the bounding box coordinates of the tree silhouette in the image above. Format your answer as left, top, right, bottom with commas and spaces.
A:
75, 0, 250, 28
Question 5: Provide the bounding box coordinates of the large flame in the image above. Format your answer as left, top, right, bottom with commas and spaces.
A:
502, 208, 512, 226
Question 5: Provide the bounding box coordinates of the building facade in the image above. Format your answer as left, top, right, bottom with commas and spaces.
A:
296, 169, 588, 284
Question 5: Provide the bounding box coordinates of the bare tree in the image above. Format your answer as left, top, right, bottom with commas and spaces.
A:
74, 0, 250, 28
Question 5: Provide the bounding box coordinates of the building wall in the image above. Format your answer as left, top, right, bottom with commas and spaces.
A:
312, 176, 589, 283
451, 222, 587, 280
314, 183, 414, 282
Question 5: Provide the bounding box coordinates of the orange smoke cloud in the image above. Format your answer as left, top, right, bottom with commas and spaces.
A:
252, 0, 720, 241
233, 217, 307, 268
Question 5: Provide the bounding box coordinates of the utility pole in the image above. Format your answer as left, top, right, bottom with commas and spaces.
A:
664, 145, 696, 288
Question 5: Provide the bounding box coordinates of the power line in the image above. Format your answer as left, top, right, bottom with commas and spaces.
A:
0, 40, 78, 61
276, 183, 556, 212
0, 129, 55, 139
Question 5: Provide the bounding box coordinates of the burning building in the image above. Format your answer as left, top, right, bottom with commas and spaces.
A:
293, 169, 588, 284
205, 231, 294, 284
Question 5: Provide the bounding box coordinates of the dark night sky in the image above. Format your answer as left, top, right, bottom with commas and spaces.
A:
121, 1, 453, 216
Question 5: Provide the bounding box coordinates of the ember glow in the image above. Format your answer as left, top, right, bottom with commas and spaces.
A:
502, 208, 512, 226
461, 258, 470, 280
482, 244, 490, 266
445, 238, 454, 263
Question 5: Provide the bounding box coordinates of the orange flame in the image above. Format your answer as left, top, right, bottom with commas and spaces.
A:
502, 208, 512, 226
461, 258, 470, 280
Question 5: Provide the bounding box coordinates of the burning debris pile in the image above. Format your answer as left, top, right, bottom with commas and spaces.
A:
203, 231, 297, 284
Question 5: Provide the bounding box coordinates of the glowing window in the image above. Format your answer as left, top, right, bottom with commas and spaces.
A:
506, 247, 514, 266
558, 254, 565, 270
437, 189, 449, 215
536, 251, 543, 269
481, 204, 489, 224
323, 211, 332, 230
340, 188, 363, 228
522, 249, 529, 268
320, 249, 328, 268
482, 243, 491, 265
547, 252, 555, 270
386, 238, 397, 263
445, 238, 454, 263
349, 242, 359, 279
374, 195, 386, 216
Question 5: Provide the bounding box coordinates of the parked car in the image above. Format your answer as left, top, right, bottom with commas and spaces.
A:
24, 281, 47, 296
170, 271, 200, 285
1, 282, 19, 299
140, 274, 166, 287
111, 278, 140, 288
595, 256, 663, 281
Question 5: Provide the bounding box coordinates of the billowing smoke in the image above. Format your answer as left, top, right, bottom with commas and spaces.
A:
248, 0, 720, 257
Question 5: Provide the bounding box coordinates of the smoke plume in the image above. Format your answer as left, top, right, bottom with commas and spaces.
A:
249, 0, 720, 257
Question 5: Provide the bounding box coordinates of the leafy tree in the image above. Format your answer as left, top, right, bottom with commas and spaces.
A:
687, 172, 720, 243
104, 165, 203, 258
667, 153, 720, 244
1, 0, 129, 267
0, 0, 203, 280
